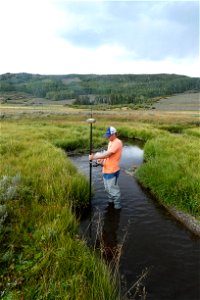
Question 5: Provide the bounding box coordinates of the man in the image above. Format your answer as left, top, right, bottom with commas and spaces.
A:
89, 126, 123, 209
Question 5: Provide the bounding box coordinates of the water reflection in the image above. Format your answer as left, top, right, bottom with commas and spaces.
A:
121, 145, 144, 169
102, 204, 121, 261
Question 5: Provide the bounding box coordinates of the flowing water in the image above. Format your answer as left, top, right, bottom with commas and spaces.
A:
70, 143, 200, 300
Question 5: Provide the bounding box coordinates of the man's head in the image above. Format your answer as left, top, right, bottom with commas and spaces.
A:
104, 126, 117, 140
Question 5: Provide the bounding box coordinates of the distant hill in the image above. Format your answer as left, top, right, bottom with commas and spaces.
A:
0, 73, 199, 105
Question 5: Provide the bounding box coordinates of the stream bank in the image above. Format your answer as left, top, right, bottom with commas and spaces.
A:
70, 143, 200, 300
125, 168, 200, 237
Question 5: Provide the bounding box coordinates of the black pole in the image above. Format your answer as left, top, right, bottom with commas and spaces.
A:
86, 117, 96, 205
89, 122, 92, 203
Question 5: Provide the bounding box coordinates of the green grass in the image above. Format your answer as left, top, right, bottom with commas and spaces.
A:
111, 121, 200, 218
183, 127, 200, 138
0, 120, 119, 299
118, 124, 169, 141
0, 113, 199, 299
136, 134, 200, 217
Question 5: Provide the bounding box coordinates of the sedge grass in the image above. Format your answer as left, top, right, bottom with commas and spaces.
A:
1, 112, 199, 298
183, 127, 200, 138
0, 121, 119, 299
136, 134, 200, 217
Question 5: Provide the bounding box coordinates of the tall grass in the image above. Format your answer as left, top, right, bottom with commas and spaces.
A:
0, 120, 119, 299
1, 112, 199, 298
136, 134, 200, 217
184, 127, 200, 138
117, 124, 169, 141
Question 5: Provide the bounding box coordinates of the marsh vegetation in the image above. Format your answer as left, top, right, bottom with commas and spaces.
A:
0, 105, 199, 299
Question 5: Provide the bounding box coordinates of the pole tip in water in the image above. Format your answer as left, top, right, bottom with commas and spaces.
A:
86, 118, 96, 123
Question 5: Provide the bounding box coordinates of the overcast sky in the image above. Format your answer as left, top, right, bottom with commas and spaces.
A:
0, 0, 199, 77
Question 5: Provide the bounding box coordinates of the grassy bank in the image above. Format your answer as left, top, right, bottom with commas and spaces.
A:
136, 134, 200, 218
0, 120, 119, 299
1, 111, 199, 298
115, 123, 200, 219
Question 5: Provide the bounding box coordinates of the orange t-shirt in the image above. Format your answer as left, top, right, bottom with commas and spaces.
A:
103, 138, 123, 174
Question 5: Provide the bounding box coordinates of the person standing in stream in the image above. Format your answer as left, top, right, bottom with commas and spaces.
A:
89, 126, 123, 209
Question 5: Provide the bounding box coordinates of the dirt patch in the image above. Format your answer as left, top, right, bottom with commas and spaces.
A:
61, 77, 81, 85
153, 92, 200, 111
0, 92, 75, 106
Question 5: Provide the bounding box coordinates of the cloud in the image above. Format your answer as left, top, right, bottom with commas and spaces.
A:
0, 0, 199, 76
59, 1, 199, 60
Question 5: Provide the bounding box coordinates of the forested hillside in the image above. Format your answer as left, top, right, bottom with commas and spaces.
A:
0, 73, 199, 105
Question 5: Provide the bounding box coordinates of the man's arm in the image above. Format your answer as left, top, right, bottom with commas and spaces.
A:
89, 151, 113, 161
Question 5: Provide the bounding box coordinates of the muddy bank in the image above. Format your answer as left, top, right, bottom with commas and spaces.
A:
165, 206, 200, 237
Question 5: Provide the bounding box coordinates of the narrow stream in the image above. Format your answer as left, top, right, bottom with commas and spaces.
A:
70, 142, 200, 300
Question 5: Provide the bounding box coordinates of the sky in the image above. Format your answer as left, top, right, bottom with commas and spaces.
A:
0, 0, 199, 77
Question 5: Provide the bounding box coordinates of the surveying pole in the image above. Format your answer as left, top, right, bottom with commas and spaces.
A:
86, 117, 96, 205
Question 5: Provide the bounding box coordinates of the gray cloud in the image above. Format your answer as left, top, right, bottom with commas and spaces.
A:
58, 1, 199, 60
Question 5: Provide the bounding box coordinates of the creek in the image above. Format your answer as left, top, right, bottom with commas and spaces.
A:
70, 142, 200, 300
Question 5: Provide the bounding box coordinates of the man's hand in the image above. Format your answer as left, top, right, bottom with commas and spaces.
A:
97, 159, 104, 165
89, 154, 95, 160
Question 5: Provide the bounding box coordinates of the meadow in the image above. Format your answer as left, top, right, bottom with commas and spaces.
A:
0, 106, 200, 299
